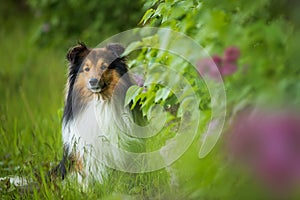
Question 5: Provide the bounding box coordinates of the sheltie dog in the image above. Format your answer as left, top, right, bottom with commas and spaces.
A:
50, 43, 144, 183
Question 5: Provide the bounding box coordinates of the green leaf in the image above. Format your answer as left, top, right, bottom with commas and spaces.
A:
153, 3, 166, 18
124, 85, 142, 107
122, 41, 143, 56
155, 87, 171, 102
139, 8, 155, 25
141, 35, 159, 48
131, 91, 148, 109
141, 94, 155, 116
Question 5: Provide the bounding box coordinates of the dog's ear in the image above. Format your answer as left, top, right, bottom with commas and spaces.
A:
106, 43, 125, 58
66, 42, 90, 65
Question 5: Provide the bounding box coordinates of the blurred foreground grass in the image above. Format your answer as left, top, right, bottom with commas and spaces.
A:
0, 12, 64, 198
0, 14, 64, 171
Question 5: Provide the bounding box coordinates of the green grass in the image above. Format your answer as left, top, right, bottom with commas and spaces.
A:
1, 11, 298, 200
0, 13, 64, 198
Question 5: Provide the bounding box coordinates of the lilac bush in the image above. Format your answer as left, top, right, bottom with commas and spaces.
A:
197, 46, 240, 79
227, 108, 300, 193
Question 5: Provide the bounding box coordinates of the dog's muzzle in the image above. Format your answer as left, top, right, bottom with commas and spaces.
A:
88, 78, 107, 93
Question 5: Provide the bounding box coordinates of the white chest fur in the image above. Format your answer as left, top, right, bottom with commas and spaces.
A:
62, 97, 133, 182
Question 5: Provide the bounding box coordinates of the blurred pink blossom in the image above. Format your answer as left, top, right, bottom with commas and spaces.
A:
197, 46, 241, 79
196, 56, 221, 80
227, 107, 300, 193
133, 74, 144, 87
212, 55, 222, 66
224, 46, 240, 62
219, 61, 237, 75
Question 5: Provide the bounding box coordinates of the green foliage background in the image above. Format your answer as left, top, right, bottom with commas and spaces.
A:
1, 0, 300, 199
27, 0, 143, 46
139, 0, 300, 106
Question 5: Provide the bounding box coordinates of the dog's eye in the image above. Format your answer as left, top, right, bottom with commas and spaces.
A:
101, 65, 107, 70
84, 67, 90, 72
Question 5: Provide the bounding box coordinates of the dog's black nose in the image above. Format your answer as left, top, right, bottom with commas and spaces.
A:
89, 78, 99, 87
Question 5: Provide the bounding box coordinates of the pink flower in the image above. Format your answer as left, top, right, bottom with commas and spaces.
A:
133, 74, 144, 87
212, 55, 222, 66
224, 46, 240, 62
196, 57, 221, 80
219, 61, 237, 76
197, 46, 241, 79
227, 108, 300, 193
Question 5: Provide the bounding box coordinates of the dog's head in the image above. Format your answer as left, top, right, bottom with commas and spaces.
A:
66, 43, 128, 100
